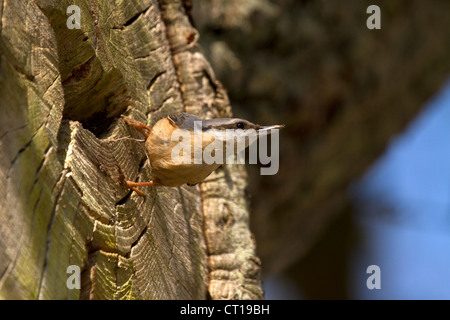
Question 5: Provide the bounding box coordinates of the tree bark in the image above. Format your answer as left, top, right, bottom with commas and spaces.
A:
191, 0, 450, 278
0, 0, 263, 299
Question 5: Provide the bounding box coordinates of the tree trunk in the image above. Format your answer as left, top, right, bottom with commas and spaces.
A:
0, 0, 263, 299
191, 0, 450, 279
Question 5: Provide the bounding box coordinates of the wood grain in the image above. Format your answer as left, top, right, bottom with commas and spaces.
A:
0, 0, 263, 299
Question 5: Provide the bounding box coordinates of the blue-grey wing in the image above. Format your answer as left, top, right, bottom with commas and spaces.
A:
167, 113, 203, 131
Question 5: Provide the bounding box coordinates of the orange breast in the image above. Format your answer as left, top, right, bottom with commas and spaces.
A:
145, 118, 221, 186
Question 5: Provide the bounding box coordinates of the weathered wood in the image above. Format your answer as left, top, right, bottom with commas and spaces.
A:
0, 0, 263, 299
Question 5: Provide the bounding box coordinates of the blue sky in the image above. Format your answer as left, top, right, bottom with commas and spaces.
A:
350, 78, 450, 299
264, 78, 450, 300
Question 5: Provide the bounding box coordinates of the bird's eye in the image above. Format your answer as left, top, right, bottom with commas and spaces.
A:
236, 122, 245, 129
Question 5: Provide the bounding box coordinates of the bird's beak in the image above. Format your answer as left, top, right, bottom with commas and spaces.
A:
257, 124, 285, 135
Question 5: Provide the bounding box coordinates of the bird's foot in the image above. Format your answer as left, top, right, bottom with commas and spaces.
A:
121, 115, 152, 139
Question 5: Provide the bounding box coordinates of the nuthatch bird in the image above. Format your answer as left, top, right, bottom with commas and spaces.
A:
120, 113, 283, 195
